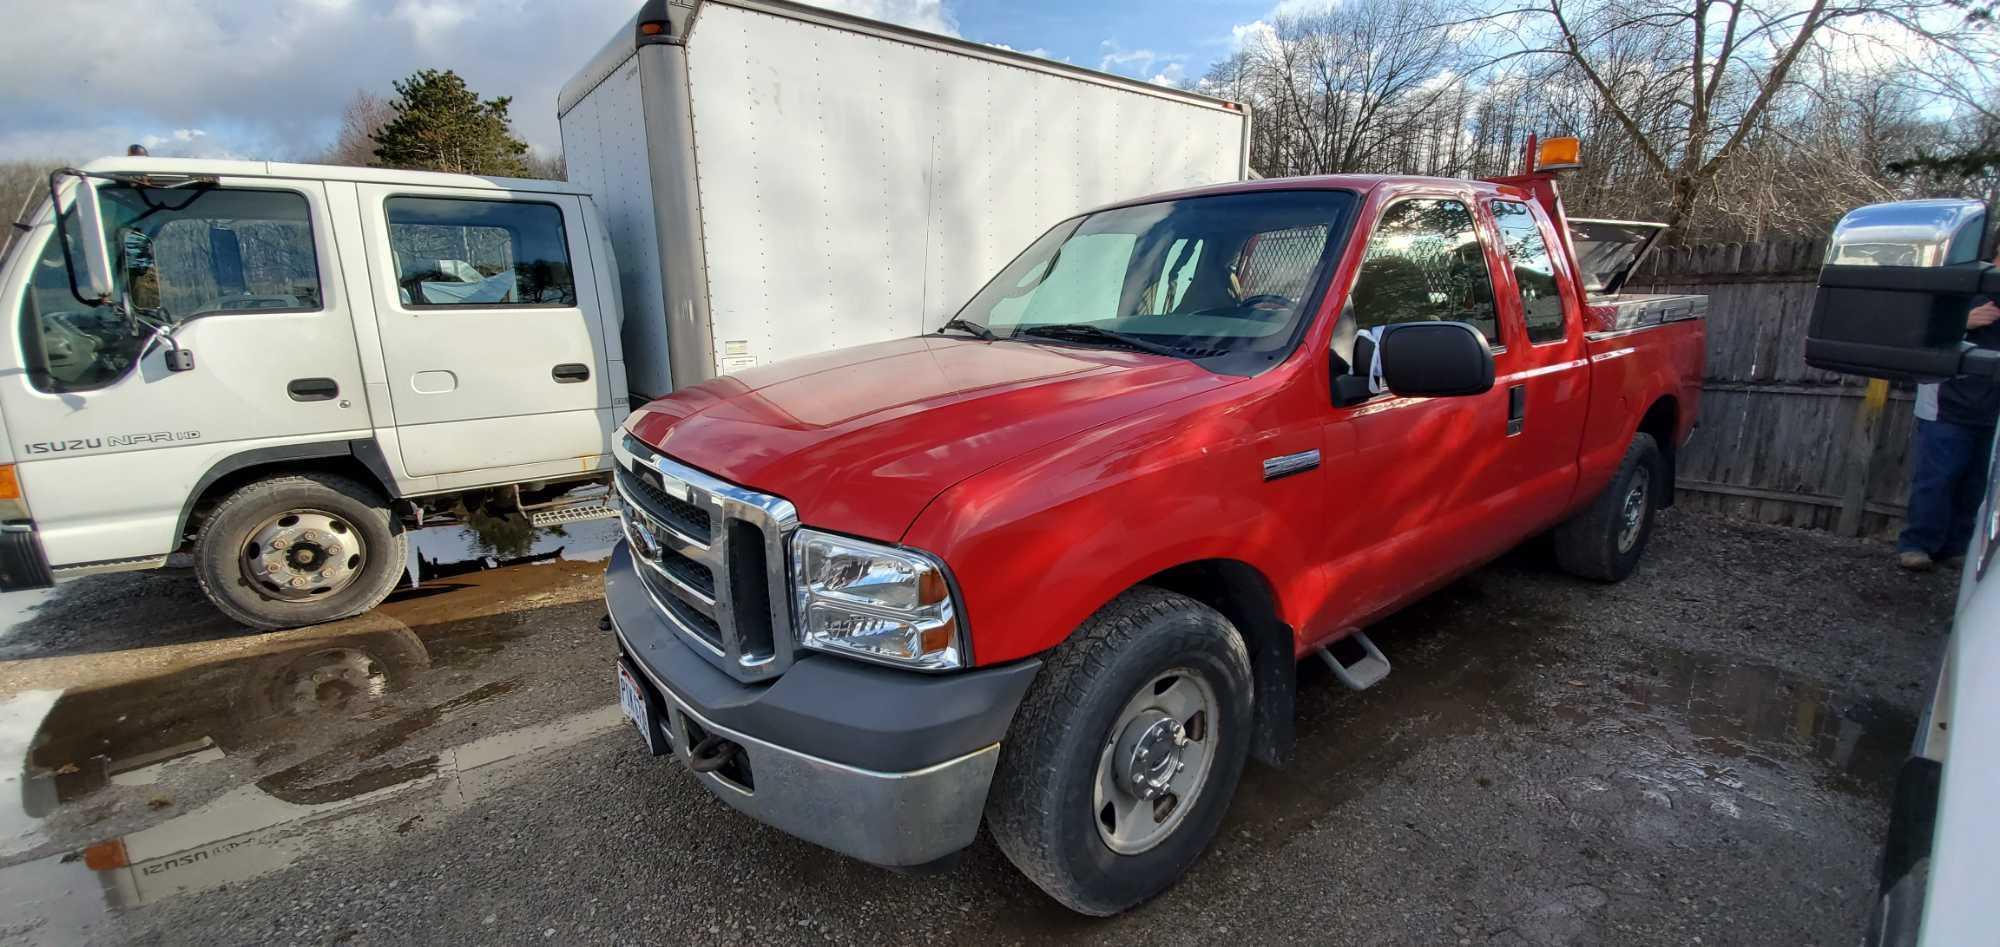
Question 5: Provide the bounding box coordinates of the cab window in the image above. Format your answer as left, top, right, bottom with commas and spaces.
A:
1347, 198, 1500, 347
384, 197, 576, 308
1491, 200, 1568, 344
18, 185, 320, 393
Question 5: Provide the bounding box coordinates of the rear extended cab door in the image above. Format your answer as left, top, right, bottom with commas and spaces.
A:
350, 183, 616, 486
1481, 193, 1591, 533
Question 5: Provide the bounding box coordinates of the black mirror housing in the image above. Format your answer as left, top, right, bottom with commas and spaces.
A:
1377, 321, 1495, 397
1805, 198, 1997, 382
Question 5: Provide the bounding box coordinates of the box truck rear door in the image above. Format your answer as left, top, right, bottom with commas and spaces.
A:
353, 186, 614, 478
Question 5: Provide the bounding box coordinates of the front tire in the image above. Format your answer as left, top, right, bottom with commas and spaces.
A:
1553, 432, 1664, 582
194, 473, 407, 631
986, 587, 1253, 915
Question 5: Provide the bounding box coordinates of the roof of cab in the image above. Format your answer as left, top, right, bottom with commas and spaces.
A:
1085, 173, 1523, 216
78, 156, 589, 196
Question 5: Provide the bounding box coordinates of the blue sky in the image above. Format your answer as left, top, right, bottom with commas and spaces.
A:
0, 0, 1296, 163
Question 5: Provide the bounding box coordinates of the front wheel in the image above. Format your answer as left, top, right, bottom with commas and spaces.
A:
194, 473, 407, 631
986, 587, 1253, 915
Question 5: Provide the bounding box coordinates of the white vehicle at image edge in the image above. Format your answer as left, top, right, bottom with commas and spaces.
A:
0, 0, 1252, 629
1802, 197, 2000, 947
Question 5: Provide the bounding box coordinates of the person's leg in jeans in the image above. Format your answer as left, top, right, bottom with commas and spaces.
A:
1902, 418, 1972, 563
1942, 423, 1998, 560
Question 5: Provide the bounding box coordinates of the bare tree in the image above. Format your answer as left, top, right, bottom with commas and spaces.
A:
321, 91, 393, 167
1477, 0, 1999, 232
1208, 0, 1474, 177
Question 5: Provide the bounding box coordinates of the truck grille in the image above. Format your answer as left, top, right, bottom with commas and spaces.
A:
615, 435, 800, 682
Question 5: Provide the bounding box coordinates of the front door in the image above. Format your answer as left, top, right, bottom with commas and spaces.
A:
1318, 192, 1520, 624
353, 185, 613, 479
0, 177, 368, 566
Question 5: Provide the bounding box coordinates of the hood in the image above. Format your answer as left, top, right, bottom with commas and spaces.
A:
626, 336, 1238, 540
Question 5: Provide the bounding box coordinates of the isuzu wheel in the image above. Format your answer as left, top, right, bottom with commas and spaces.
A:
194, 474, 407, 631
1554, 432, 1665, 582
987, 587, 1253, 915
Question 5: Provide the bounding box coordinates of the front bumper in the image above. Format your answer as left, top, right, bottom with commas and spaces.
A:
606, 542, 1040, 867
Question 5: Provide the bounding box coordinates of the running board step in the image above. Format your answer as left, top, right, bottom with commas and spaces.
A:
1316, 632, 1391, 690
528, 501, 618, 527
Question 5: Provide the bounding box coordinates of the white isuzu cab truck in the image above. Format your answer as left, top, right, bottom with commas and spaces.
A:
0, 0, 1250, 629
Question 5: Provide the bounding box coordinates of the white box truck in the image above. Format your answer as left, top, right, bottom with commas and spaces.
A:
0, 0, 1249, 629
557, 0, 1254, 396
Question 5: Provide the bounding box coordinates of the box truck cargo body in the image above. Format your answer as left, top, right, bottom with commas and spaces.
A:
557, 0, 1253, 399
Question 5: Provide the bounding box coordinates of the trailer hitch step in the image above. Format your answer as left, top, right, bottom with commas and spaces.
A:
1316, 632, 1391, 691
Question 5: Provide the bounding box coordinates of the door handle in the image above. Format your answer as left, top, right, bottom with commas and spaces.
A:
1506, 384, 1526, 436
288, 377, 340, 402
552, 363, 591, 384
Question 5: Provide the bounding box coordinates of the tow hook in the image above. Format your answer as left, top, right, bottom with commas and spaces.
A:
687, 734, 742, 774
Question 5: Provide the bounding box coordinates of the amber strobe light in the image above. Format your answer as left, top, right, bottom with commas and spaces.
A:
1535, 136, 1583, 172
639, 20, 667, 35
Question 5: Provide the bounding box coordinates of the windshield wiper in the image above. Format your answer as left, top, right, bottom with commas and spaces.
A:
937, 316, 995, 340
1012, 323, 1187, 358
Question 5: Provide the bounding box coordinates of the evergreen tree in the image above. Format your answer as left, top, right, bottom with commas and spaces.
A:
371, 69, 529, 176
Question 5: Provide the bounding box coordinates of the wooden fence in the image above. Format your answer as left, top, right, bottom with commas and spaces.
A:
1627, 238, 1915, 539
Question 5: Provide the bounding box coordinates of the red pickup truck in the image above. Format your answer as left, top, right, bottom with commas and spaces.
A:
605, 148, 1705, 914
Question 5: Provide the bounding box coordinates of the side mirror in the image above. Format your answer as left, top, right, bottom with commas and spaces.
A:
51, 172, 117, 304
1376, 321, 1495, 397
1806, 199, 2000, 382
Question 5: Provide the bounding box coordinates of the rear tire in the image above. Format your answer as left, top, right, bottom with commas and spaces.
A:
986, 587, 1252, 915
194, 474, 406, 631
1553, 432, 1664, 582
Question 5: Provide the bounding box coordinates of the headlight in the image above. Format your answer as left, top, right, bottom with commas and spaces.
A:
790, 528, 965, 670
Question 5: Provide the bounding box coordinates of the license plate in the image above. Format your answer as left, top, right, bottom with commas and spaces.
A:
617, 662, 664, 755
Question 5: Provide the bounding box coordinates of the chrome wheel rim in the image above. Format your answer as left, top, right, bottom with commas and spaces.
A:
1092, 668, 1218, 855
243, 510, 366, 600
1617, 468, 1650, 553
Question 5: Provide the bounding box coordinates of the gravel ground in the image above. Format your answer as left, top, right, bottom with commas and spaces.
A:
0, 510, 1958, 945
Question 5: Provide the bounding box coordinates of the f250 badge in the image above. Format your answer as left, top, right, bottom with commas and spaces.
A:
25, 430, 202, 454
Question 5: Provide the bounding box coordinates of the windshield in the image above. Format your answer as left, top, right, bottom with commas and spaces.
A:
949, 190, 1355, 372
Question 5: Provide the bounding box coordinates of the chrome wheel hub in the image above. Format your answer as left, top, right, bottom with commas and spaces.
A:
1115, 712, 1187, 800
244, 510, 366, 600
1617, 468, 1650, 553
1093, 668, 1218, 855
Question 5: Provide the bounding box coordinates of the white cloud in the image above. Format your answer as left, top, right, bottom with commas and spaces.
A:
1097, 40, 1190, 82
0, 0, 639, 162
392, 0, 477, 45
142, 129, 208, 147
985, 42, 1054, 59
1231, 19, 1279, 53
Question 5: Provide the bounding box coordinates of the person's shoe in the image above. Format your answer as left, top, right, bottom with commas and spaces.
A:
1898, 550, 1935, 571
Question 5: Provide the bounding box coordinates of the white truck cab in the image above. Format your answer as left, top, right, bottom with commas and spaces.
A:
0, 158, 627, 627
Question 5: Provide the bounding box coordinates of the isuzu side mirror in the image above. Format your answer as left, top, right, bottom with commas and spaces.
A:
1806, 199, 2000, 382
1376, 321, 1496, 397
50, 171, 117, 305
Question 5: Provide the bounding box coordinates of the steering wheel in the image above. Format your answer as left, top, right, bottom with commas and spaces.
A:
1238, 293, 1294, 310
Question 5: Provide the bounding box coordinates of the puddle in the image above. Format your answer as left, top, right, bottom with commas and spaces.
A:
405, 513, 619, 586
0, 705, 621, 943
1608, 650, 1913, 797
0, 513, 625, 940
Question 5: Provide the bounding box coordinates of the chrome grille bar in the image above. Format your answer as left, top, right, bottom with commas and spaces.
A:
613, 434, 800, 683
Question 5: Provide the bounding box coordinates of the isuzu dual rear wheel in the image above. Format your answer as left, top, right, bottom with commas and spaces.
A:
1554, 432, 1665, 582
987, 587, 1253, 915
194, 474, 407, 631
